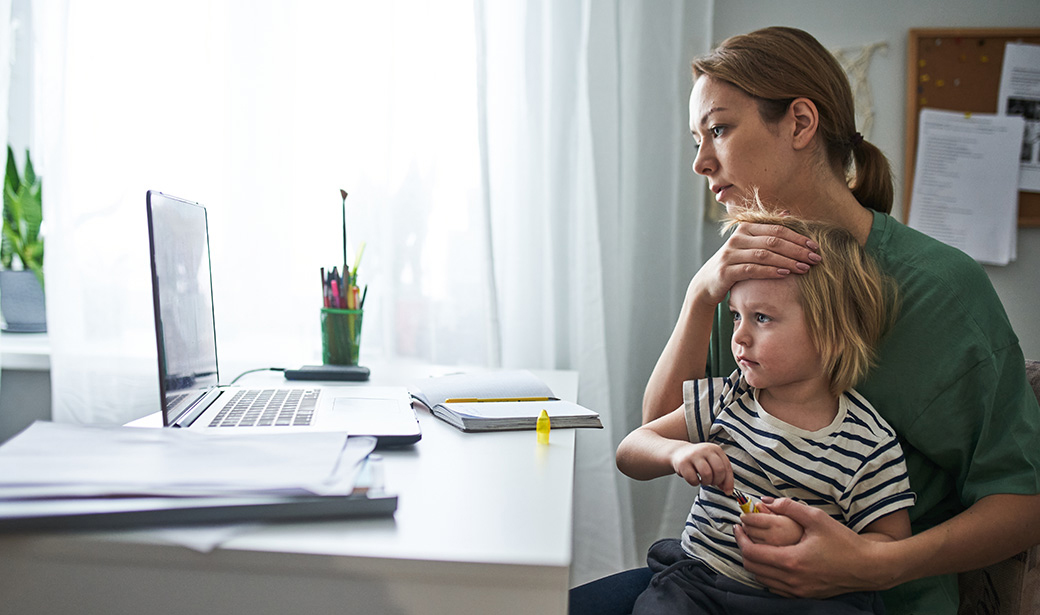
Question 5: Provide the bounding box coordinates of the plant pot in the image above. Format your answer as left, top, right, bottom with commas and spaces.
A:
0, 270, 47, 332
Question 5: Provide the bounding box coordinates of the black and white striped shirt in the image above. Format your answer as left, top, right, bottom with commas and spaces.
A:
679, 370, 916, 589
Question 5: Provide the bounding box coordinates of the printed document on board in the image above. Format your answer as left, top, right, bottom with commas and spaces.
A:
908, 108, 1024, 265
998, 42, 1040, 193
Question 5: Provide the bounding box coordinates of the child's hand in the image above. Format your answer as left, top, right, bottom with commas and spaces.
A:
739, 499, 804, 546
670, 442, 733, 494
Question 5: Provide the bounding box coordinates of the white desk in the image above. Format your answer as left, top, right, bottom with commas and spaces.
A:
0, 331, 52, 443
0, 366, 578, 615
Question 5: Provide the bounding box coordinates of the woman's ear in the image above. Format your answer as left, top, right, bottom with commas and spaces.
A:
788, 98, 819, 150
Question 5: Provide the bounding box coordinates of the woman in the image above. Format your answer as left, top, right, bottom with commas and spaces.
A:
572, 26, 1040, 615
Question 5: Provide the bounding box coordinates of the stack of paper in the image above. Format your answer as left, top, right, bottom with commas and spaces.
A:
0, 422, 392, 531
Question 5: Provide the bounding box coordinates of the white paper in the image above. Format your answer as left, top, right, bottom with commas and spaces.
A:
0, 421, 372, 499
908, 109, 1024, 265
998, 42, 1040, 193
446, 399, 596, 420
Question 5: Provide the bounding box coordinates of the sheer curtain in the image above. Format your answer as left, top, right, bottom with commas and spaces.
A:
35, 0, 713, 585
475, 0, 712, 582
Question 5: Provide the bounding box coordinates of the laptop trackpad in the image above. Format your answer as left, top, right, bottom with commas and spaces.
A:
332, 397, 417, 435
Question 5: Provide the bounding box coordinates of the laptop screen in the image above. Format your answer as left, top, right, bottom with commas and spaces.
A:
146, 191, 221, 424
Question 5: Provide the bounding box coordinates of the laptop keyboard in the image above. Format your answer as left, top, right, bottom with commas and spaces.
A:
209, 388, 320, 428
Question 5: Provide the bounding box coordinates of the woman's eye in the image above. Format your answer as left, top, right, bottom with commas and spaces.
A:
711, 125, 725, 138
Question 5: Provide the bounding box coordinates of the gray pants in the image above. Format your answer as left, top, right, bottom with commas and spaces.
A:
632, 539, 885, 615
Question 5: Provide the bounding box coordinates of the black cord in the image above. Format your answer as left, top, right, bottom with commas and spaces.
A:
227, 367, 286, 385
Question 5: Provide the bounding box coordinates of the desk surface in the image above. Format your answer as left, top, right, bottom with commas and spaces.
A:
0, 365, 578, 615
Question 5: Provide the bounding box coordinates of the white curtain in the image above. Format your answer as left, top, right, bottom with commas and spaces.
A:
35, 0, 713, 585
475, 0, 713, 582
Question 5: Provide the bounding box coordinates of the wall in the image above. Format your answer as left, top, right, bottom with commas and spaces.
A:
704, 0, 1040, 359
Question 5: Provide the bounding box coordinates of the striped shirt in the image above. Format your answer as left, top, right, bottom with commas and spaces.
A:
679, 370, 916, 589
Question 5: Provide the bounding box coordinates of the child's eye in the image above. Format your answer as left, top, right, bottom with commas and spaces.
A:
730, 311, 741, 322
755, 313, 772, 323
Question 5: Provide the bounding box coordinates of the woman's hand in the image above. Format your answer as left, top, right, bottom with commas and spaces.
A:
734, 497, 885, 598
671, 442, 734, 494
739, 500, 804, 546
692, 221, 821, 307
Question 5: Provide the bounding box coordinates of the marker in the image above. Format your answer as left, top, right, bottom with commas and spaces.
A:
443, 397, 557, 404
733, 488, 761, 514
536, 409, 550, 445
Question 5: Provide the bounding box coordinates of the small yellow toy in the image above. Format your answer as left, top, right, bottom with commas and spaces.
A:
536, 409, 551, 445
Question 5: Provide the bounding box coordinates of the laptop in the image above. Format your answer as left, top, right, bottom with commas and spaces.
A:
145, 190, 421, 446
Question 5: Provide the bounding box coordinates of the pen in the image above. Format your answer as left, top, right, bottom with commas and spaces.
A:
443, 397, 558, 403
340, 189, 349, 275
321, 267, 329, 308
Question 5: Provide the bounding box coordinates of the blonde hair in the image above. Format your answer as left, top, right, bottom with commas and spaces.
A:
692, 26, 893, 215
723, 206, 894, 396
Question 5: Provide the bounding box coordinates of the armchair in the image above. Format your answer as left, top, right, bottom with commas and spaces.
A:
957, 360, 1040, 614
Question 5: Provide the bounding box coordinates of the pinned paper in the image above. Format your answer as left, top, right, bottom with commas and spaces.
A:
908, 109, 1023, 265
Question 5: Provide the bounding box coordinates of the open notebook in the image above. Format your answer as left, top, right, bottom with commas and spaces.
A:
410, 370, 602, 432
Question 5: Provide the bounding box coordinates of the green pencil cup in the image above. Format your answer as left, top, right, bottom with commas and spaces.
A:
321, 308, 364, 366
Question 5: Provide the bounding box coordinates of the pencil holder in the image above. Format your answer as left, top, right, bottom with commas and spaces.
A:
321, 308, 363, 366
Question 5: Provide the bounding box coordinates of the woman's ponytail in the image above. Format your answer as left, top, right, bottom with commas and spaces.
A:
849, 138, 894, 215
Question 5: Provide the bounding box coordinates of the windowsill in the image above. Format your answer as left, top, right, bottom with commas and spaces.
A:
1, 331, 51, 371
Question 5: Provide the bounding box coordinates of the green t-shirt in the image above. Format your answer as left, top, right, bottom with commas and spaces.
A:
707, 211, 1040, 615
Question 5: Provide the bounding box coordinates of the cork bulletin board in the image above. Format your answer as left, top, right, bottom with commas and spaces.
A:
904, 28, 1040, 227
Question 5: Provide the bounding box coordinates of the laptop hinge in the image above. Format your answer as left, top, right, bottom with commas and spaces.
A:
172, 389, 223, 428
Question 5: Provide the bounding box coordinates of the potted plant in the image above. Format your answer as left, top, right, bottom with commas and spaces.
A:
1, 145, 45, 332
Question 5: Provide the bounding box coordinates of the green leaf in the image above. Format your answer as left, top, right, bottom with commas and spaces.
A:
4, 146, 20, 196
18, 184, 42, 243
23, 149, 35, 188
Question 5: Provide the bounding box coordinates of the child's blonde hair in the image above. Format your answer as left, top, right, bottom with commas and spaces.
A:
723, 205, 894, 396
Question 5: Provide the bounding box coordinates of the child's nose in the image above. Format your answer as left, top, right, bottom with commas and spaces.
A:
732, 321, 750, 346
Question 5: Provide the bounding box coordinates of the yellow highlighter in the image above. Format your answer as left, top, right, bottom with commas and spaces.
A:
536, 409, 551, 445
733, 488, 761, 514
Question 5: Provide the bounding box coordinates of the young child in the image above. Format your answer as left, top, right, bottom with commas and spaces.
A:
616, 208, 916, 614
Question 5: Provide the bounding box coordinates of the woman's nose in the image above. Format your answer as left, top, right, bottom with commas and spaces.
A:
692, 142, 715, 176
